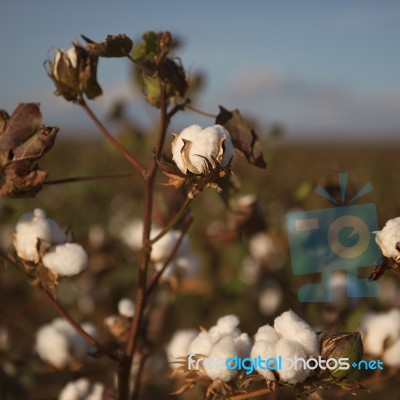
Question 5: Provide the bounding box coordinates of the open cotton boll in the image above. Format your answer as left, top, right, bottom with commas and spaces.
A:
59, 378, 90, 400
167, 329, 198, 365
360, 309, 400, 356
171, 124, 234, 175
14, 209, 53, 262
254, 325, 280, 345
213, 315, 240, 336
275, 338, 310, 384
234, 333, 252, 358
383, 338, 400, 367
42, 243, 88, 276
258, 281, 283, 316
118, 298, 135, 318
374, 217, 400, 260
189, 331, 214, 356
206, 336, 239, 382
35, 323, 71, 369
248, 233, 286, 270
274, 310, 319, 357
250, 340, 276, 380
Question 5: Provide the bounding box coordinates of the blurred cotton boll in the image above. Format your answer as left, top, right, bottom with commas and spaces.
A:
239, 257, 261, 285
171, 124, 234, 175
374, 217, 400, 261
360, 309, 400, 358
118, 298, 135, 318
258, 280, 283, 316
120, 219, 144, 251
35, 318, 97, 369
248, 232, 286, 270
59, 378, 104, 400
88, 224, 106, 249
42, 243, 88, 276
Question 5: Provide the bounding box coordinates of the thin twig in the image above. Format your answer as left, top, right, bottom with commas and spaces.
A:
79, 100, 146, 175
131, 353, 148, 400
119, 82, 170, 400
185, 103, 217, 119
0, 252, 102, 351
44, 172, 138, 185
228, 387, 272, 400
146, 216, 193, 298
148, 198, 192, 245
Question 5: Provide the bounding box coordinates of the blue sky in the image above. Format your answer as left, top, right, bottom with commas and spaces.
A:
1, 1, 400, 139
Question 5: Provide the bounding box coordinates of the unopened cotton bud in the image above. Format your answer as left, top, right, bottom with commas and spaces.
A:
171, 124, 234, 175
42, 243, 88, 276
118, 298, 135, 318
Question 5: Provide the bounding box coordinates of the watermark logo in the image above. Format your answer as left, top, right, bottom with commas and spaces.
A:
286, 173, 381, 302
187, 354, 384, 375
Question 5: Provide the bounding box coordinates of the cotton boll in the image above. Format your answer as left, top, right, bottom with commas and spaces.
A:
383, 339, 400, 367
258, 281, 283, 316
274, 310, 319, 357
250, 340, 276, 380
59, 378, 91, 400
361, 309, 400, 356
118, 298, 135, 318
254, 325, 280, 345
35, 324, 71, 369
14, 209, 53, 262
42, 243, 88, 276
206, 336, 238, 382
276, 338, 310, 384
120, 219, 144, 251
167, 329, 198, 365
150, 230, 183, 262
234, 333, 251, 358
375, 217, 400, 260
172, 124, 234, 175
214, 315, 240, 336
189, 331, 213, 356
86, 383, 105, 400
52, 318, 76, 342
248, 233, 286, 270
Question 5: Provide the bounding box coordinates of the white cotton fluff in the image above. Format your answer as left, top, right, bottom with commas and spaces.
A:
254, 325, 280, 345
167, 329, 198, 365
360, 309, 400, 357
250, 340, 277, 380
188, 315, 251, 382
14, 209, 67, 262
171, 124, 234, 175
275, 339, 310, 384
120, 219, 144, 251
274, 310, 319, 357
382, 338, 400, 367
374, 217, 400, 260
118, 298, 135, 318
35, 323, 71, 369
35, 318, 97, 368
42, 243, 88, 276
59, 378, 90, 400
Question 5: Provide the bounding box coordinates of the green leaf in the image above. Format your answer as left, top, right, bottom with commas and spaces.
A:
216, 106, 267, 169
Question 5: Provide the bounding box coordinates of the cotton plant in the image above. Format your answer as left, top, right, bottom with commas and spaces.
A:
360, 308, 400, 367
1, 30, 272, 400
35, 318, 97, 369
